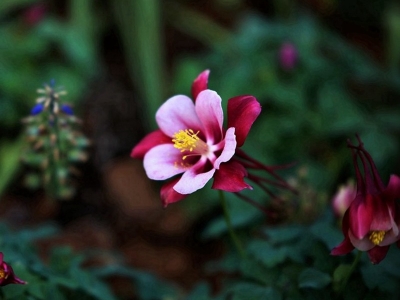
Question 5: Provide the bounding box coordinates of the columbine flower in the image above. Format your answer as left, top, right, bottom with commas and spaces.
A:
0, 253, 26, 286
332, 181, 356, 218
131, 70, 261, 206
132, 70, 295, 207
279, 42, 298, 71
331, 135, 400, 264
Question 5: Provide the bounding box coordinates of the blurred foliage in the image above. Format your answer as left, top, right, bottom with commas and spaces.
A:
0, 222, 179, 299
188, 211, 400, 300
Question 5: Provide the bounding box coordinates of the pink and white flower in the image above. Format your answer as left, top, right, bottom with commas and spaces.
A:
131, 70, 261, 206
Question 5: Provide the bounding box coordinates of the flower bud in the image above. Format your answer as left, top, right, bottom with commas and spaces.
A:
332, 181, 356, 217
279, 42, 298, 71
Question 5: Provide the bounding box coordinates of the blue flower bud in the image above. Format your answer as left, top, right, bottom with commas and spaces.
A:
31, 103, 44, 115
61, 104, 74, 115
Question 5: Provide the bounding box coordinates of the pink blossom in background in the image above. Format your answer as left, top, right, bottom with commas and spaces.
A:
23, 3, 47, 26
332, 181, 356, 218
279, 42, 298, 71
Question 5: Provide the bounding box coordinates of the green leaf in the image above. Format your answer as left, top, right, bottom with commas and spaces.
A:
185, 282, 211, 300
332, 264, 352, 292
247, 240, 288, 268
0, 137, 24, 197
298, 268, 331, 289
263, 225, 304, 245
228, 284, 282, 300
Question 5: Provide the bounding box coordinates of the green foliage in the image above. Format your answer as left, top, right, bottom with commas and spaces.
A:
198, 212, 400, 300
0, 222, 179, 300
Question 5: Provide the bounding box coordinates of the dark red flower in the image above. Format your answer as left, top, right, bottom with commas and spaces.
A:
0, 253, 26, 286
331, 135, 400, 264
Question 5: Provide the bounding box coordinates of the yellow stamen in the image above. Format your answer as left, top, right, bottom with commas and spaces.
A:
369, 230, 386, 245
0, 268, 6, 280
172, 129, 200, 152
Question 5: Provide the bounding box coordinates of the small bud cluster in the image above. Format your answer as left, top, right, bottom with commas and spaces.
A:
21, 81, 90, 200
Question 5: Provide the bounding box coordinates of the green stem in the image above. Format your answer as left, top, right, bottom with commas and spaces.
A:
219, 190, 246, 258
47, 90, 61, 199
341, 250, 362, 291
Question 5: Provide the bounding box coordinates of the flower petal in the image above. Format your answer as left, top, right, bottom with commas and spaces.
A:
370, 195, 393, 231
384, 174, 400, 199
156, 95, 203, 137
131, 130, 171, 159
331, 237, 354, 255
195, 90, 223, 143
332, 210, 356, 255
348, 230, 374, 251
348, 194, 374, 239
191, 69, 210, 101
173, 161, 215, 194
367, 246, 390, 264
143, 144, 185, 180
227, 95, 261, 147
380, 228, 400, 246
161, 178, 187, 207
212, 161, 252, 192
214, 127, 236, 169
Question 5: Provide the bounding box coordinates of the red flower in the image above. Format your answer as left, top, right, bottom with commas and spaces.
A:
0, 253, 26, 286
331, 135, 400, 264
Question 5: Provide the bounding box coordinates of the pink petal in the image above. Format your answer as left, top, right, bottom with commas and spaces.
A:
380, 229, 400, 246
348, 194, 374, 239
367, 246, 390, 264
191, 70, 210, 101
195, 90, 223, 143
212, 161, 252, 192
214, 127, 236, 169
173, 160, 215, 194
161, 178, 187, 207
370, 196, 393, 231
332, 210, 356, 255
227, 95, 261, 147
131, 130, 171, 159
156, 95, 203, 137
384, 174, 400, 199
348, 230, 374, 251
143, 144, 186, 180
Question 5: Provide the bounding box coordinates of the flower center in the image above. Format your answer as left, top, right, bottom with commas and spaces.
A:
0, 268, 7, 280
172, 129, 209, 159
369, 230, 385, 245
